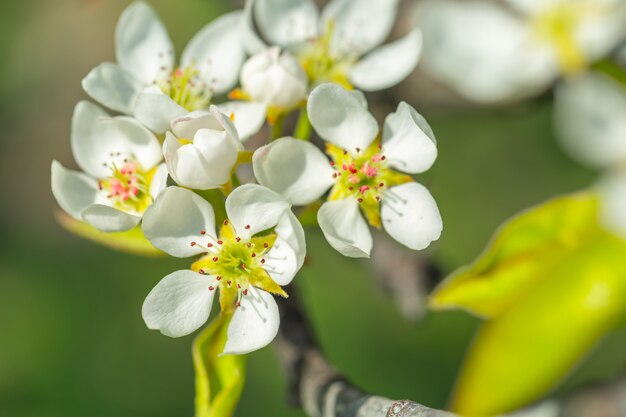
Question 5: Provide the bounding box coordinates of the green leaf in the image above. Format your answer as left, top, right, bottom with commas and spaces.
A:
55, 211, 164, 257
193, 313, 247, 417
427, 193, 626, 416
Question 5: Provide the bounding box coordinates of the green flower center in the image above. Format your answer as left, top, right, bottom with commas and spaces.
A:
98, 159, 156, 214
326, 141, 412, 227
295, 20, 357, 89
190, 221, 286, 312
157, 66, 212, 111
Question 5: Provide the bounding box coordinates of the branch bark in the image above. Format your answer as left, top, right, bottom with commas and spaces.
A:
276, 292, 457, 417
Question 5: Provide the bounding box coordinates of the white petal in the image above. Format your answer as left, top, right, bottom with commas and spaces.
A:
415, 0, 555, 103
217, 101, 267, 141
317, 199, 372, 258
322, 0, 399, 56
264, 210, 306, 286
253, 137, 335, 205
134, 85, 189, 134
242, 0, 269, 55
163, 134, 220, 190
115, 1, 174, 85
142, 186, 217, 258
191, 128, 240, 186
170, 110, 224, 139
81, 62, 144, 114
142, 270, 216, 338
71, 101, 162, 178
51, 160, 101, 220
350, 28, 422, 91
254, 0, 319, 47
225, 184, 291, 238
381, 182, 442, 250
81, 204, 141, 232
181, 11, 246, 95
382, 102, 437, 174
555, 72, 626, 168
222, 288, 279, 355
149, 163, 169, 199
599, 169, 626, 239
307, 83, 378, 150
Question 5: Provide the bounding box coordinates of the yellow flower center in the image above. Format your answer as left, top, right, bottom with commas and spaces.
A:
326, 140, 413, 227
296, 20, 357, 89
530, 1, 607, 75
157, 65, 212, 111
190, 221, 287, 312
98, 159, 156, 214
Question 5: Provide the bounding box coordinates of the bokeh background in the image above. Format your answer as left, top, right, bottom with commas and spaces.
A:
1, 1, 626, 416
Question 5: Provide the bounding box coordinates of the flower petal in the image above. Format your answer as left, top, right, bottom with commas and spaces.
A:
181, 11, 246, 95
381, 182, 442, 250
349, 28, 422, 91
322, 0, 399, 55
51, 160, 101, 220
81, 62, 144, 114
142, 186, 217, 258
170, 109, 224, 139
253, 137, 335, 205
555, 72, 626, 168
71, 101, 162, 178
254, 0, 319, 47
163, 134, 219, 190
81, 204, 142, 232
264, 210, 306, 286
134, 85, 188, 134
317, 198, 372, 258
242, 0, 269, 54
222, 288, 279, 355
307, 83, 378, 150
382, 102, 437, 174
415, 0, 555, 103
217, 101, 267, 141
225, 184, 291, 238
115, 1, 174, 85
191, 128, 240, 186
142, 269, 216, 338
149, 163, 169, 199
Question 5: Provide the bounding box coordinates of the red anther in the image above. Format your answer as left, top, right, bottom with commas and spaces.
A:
244, 224, 251, 229
243, 289, 249, 296
240, 263, 246, 269
349, 187, 354, 191
263, 243, 269, 248
236, 237, 241, 242
342, 163, 348, 171
376, 196, 381, 201
190, 242, 197, 247
227, 280, 232, 286
329, 161, 335, 166
356, 147, 361, 153
358, 198, 363, 203
208, 286, 214, 291
212, 257, 218, 262
378, 143, 382, 150
199, 269, 205, 275
333, 173, 338, 178
217, 240, 223, 245
223, 220, 229, 225
237, 284, 241, 289
216, 276, 222, 280
381, 156, 386, 160
379, 182, 384, 187
251, 253, 256, 258
247, 242, 252, 247
207, 243, 213, 247
261, 259, 266, 264
200, 230, 206, 235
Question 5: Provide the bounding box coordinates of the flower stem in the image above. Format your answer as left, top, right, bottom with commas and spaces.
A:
294, 107, 312, 141
270, 115, 285, 141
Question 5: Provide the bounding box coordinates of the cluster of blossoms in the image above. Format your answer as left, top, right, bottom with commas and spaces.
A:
51, 0, 441, 354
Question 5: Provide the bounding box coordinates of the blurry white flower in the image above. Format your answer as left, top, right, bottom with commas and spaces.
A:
82, 2, 246, 133
416, 0, 626, 103
163, 105, 242, 190
141, 185, 305, 354
51, 101, 167, 232
219, 47, 308, 139
253, 83, 442, 258
243, 0, 422, 91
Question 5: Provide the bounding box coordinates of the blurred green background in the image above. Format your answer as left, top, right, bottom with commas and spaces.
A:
1, 1, 625, 416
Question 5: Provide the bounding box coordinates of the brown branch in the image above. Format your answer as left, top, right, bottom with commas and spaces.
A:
275, 292, 457, 417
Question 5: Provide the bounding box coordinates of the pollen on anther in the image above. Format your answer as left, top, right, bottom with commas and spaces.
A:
199, 269, 205, 275
329, 161, 335, 166
251, 253, 256, 258
263, 243, 269, 248
237, 284, 241, 289
236, 237, 241, 242
223, 220, 229, 225
216, 276, 222, 280
379, 182, 385, 187
190, 242, 197, 247
261, 258, 266, 264
207, 243, 213, 247
208, 286, 215, 291
243, 289, 249, 295
217, 240, 223, 245
227, 280, 232, 286
244, 224, 251, 230
212, 257, 218, 262
358, 198, 363, 203
200, 230, 206, 235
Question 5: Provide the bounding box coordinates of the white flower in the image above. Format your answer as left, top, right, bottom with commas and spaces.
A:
141, 185, 306, 354
220, 47, 308, 138
415, 0, 626, 103
253, 83, 442, 257
554, 71, 626, 239
51, 101, 167, 232
82, 2, 246, 133
243, 0, 422, 91
163, 105, 242, 190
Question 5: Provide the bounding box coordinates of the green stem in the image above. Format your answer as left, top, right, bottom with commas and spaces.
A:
294, 107, 312, 141
270, 115, 285, 141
